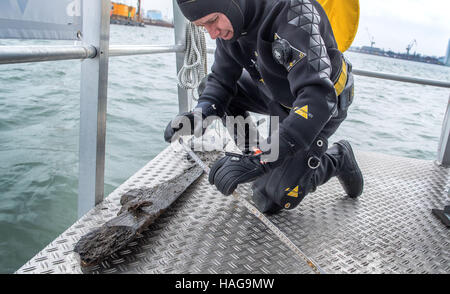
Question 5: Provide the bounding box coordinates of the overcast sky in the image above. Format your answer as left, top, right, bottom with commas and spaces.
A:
122, 0, 450, 57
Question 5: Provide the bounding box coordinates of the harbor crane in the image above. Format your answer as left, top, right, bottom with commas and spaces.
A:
406, 39, 417, 56
366, 28, 376, 48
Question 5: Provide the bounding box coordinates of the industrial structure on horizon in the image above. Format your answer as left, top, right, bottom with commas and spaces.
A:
349, 29, 448, 66
110, 1, 173, 28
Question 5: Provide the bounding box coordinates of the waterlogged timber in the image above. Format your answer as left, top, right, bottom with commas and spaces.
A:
73, 164, 202, 266
73, 150, 221, 267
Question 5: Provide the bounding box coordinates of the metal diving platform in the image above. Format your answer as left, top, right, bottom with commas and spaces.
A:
16, 139, 450, 274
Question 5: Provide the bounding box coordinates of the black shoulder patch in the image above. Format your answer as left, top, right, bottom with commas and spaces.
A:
272, 33, 306, 72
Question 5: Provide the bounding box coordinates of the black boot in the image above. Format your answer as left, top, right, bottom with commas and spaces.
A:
330, 140, 364, 198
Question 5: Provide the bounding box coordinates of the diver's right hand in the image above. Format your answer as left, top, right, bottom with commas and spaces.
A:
164, 102, 219, 143
164, 111, 201, 143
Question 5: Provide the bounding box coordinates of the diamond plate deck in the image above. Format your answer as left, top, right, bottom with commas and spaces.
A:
16, 141, 450, 274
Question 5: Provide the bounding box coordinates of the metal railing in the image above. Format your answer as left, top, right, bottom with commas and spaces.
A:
351, 68, 450, 89
2, 45, 450, 89
0, 0, 449, 217
0, 44, 185, 64
0, 45, 97, 64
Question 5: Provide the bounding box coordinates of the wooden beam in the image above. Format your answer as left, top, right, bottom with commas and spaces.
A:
73, 156, 209, 267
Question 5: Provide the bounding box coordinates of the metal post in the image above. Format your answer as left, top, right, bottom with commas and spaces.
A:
172, 0, 189, 113
437, 95, 450, 167
78, 0, 111, 218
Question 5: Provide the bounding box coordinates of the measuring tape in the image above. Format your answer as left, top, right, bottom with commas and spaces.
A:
179, 138, 326, 274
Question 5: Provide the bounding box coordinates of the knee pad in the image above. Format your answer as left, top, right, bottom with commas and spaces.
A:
251, 180, 283, 214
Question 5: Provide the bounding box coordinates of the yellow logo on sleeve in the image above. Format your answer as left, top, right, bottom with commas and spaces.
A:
293, 105, 311, 119
285, 186, 300, 198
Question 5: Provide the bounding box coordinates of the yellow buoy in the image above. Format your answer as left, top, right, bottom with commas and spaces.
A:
317, 0, 360, 52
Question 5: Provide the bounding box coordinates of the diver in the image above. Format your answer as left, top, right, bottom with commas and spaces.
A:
164, 0, 364, 213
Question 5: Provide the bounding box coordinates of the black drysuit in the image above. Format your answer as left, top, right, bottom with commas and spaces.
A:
197, 0, 355, 212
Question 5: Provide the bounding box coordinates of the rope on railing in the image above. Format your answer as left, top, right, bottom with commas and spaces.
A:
176, 23, 208, 102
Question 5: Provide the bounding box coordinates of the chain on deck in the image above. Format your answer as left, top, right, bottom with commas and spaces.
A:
16, 141, 450, 274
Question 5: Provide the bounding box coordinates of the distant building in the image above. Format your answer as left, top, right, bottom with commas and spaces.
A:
111, 2, 136, 19
445, 39, 450, 66
360, 46, 383, 55
146, 10, 163, 21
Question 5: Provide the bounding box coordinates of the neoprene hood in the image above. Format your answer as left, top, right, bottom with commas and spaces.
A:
176, 0, 246, 42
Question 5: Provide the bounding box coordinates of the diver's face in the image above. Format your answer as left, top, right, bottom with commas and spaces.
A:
193, 13, 234, 40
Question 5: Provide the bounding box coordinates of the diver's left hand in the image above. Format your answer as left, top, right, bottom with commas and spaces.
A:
208, 152, 267, 195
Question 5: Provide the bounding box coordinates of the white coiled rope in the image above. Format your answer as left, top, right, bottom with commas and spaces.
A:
177, 22, 208, 102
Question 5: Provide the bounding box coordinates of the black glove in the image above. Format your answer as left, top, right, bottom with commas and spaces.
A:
164, 102, 219, 143
208, 152, 268, 195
